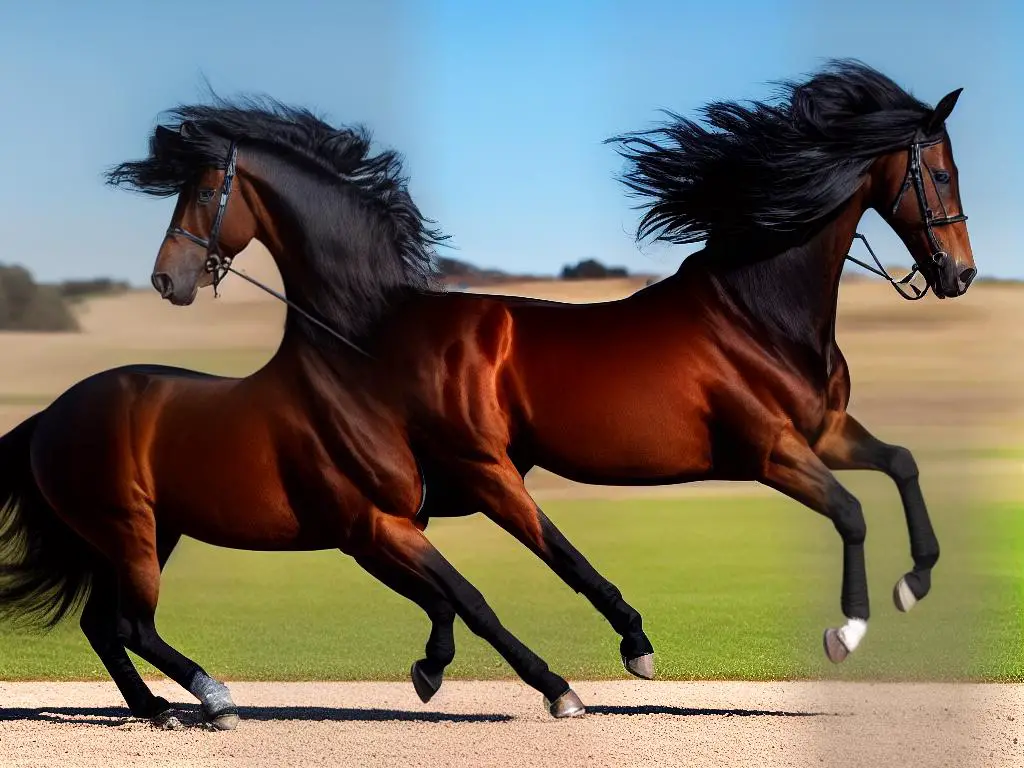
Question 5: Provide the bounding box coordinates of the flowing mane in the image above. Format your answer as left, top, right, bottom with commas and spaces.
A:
608, 59, 940, 247
106, 95, 448, 341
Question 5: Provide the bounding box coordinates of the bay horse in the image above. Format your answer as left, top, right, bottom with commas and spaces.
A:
0, 122, 587, 730
127, 60, 974, 692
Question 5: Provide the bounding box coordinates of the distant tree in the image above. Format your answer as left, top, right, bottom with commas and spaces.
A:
0, 264, 79, 332
58, 277, 131, 302
560, 259, 629, 280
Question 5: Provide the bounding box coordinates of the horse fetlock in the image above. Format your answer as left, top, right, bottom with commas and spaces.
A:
188, 671, 236, 716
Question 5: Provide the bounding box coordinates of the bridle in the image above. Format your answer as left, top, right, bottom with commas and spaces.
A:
845, 132, 968, 300
165, 142, 239, 295
162, 141, 372, 358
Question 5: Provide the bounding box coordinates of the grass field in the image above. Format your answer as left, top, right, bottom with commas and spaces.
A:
0, 472, 1004, 683
0, 249, 1021, 683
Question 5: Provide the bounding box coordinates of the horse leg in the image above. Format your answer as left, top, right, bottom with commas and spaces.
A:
815, 412, 938, 612
354, 512, 584, 717
461, 460, 654, 678
79, 567, 172, 720
111, 522, 238, 730
352, 550, 456, 703
79, 531, 181, 723
761, 426, 869, 663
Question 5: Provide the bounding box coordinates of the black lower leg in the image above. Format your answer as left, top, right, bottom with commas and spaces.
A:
421, 548, 569, 702
411, 609, 456, 702
829, 484, 870, 621
119, 617, 235, 719
79, 580, 168, 718
537, 512, 652, 660
354, 549, 457, 702
420, 609, 456, 676
841, 542, 870, 620
888, 448, 938, 599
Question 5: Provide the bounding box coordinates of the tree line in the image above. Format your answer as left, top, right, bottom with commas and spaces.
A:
0, 264, 129, 332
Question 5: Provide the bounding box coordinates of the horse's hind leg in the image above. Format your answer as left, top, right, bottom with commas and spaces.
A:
352, 550, 456, 703
815, 412, 938, 612
80, 531, 182, 723
80, 567, 172, 721
108, 520, 238, 730
353, 512, 584, 718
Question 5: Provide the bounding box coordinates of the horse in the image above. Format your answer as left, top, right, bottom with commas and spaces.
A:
124, 59, 975, 700
0, 121, 589, 732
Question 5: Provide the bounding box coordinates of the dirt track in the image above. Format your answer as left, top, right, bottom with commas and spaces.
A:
1, 680, 1021, 767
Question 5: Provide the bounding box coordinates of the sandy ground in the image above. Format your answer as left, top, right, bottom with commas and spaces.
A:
1, 680, 1021, 768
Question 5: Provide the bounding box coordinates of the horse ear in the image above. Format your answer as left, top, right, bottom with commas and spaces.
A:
179, 121, 198, 138
924, 88, 963, 134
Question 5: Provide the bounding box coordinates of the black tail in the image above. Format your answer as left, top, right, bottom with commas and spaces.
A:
0, 414, 95, 629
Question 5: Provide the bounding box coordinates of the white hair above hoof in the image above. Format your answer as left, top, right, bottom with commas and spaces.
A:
893, 577, 918, 613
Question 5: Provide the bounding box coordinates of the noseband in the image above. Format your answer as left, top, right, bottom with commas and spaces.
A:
846, 132, 968, 300
162, 141, 371, 358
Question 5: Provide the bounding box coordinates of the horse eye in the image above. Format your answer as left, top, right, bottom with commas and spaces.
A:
932, 170, 950, 184
197, 189, 215, 204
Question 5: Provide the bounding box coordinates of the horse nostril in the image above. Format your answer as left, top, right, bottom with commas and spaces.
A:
151, 272, 174, 299
959, 267, 977, 288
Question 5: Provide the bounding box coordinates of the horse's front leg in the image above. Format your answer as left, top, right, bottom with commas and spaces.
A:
814, 412, 938, 612
761, 425, 870, 663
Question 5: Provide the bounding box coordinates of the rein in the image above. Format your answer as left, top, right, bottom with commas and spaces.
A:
845, 133, 968, 301
164, 142, 373, 359
845, 234, 926, 300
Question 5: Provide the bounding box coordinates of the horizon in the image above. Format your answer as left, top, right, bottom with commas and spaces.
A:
2, 1, 1019, 285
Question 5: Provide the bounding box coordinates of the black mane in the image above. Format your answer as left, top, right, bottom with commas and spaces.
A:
107, 95, 448, 343
608, 59, 940, 246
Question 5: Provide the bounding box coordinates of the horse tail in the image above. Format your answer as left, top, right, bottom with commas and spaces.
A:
0, 413, 94, 629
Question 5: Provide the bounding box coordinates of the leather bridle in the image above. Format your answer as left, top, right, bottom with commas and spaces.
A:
846, 132, 968, 300
165, 142, 239, 295
162, 141, 371, 358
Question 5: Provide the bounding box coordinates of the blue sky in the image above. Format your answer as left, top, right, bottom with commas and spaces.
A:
1, 0, 1020, 284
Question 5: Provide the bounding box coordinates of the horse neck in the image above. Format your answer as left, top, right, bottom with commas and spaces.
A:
694, 194, 867, 376
238, 154, 409, 354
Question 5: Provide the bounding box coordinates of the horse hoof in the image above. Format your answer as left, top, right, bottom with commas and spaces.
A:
411, 660, 443, 703
151, 709, 184, 730
893, 576, 918, 613
622, 653, 655, 680
544, 689, 586, 719
823, 628, 850, 664
206, 712, 240, 731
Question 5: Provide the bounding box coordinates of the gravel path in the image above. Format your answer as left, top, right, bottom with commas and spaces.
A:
1, 680, 1022, 767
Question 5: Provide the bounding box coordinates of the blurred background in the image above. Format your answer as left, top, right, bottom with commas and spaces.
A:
0, 0, 1021, 691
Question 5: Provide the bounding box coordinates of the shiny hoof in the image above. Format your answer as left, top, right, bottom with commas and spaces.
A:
893, 576, 918, 613
622, 653, 655, 680
544, 689, 586, 719
411, 660, 444, 704
823, 628, 850, 664
204, 710, 240, 731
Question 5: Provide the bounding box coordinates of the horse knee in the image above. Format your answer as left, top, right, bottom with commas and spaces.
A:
889, 446, 919, 482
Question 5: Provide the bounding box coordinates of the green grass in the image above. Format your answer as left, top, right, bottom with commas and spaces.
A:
968, 500, 1024, 681
0, 474, 1002, 682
